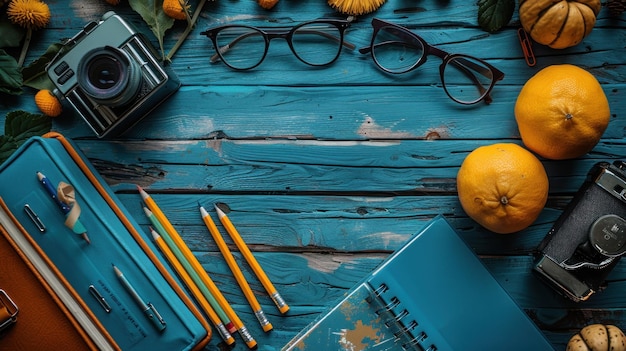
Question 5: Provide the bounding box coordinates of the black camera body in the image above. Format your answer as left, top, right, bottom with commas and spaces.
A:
46, 11, 180, 138
534, 161, 626, 302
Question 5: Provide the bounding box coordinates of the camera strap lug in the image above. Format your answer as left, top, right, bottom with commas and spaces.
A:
596, 168, 626, 203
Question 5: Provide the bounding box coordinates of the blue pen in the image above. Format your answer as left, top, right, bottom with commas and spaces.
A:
37, 171, 90, 244
37, 171, 71, 213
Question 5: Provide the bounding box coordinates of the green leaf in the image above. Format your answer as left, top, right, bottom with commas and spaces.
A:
0, 14, 25, 48
0, 135, 20, 164
22, 42, 63, 91
0, 110, 51, 164
5, 110, 51, 141
0, 49, 23, 95
477, 0, 515, 33
128, 0, 175, 61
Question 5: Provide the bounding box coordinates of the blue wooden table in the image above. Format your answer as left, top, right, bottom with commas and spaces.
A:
1, 0, 625, 350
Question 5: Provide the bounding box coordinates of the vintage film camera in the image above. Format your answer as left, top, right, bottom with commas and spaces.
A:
534, 161, 626, 302
46, 11, 180, 138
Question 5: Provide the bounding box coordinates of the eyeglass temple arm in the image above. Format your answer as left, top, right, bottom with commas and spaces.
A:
297, 29, 356, 50
358, 40, 415, 54
207, 31, 257, 63
208, 29, 356, 63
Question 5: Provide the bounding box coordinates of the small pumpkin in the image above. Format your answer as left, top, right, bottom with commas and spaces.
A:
519, 0, 601, 49
567, 324, 626, 351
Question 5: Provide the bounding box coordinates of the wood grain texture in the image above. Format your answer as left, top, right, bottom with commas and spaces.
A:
1, 0, 626, 350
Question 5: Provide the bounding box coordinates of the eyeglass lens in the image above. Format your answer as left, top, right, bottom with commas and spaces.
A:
212, 22, 344, 70
371, 24, 497, 104
213, 27, 266, 70
291, 23, 343, 66
442, 56, 495, 104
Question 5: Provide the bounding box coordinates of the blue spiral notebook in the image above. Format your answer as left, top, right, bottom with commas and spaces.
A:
282, 216, 554, 351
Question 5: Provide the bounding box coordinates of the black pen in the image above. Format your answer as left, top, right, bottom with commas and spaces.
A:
112, 264, 166, 332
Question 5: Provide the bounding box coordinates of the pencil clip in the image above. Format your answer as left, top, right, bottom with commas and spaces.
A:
517, 28, 536, 67
147, 302, 167, 331
88, 285, 112, 313
24, 204, 46, 233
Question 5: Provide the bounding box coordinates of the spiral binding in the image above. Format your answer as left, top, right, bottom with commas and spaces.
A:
371, 283, 438, 351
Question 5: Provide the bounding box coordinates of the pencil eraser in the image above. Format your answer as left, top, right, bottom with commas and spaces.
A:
262, 323, 273, 332
225, 322, 237, 334
279, 305, 290, 314
246, 340, 258, 349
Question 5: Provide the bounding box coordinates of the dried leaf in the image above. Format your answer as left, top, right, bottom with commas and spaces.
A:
477, 0, 515, 33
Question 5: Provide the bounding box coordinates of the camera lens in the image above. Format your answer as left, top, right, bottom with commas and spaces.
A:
77, 46, 142, 107
87, 56, 121, 90
589, 214, 626, 257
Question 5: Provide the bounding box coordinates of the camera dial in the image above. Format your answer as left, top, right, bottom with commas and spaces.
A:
589, 214, 626, 257
563, 214, 626, 270
77, 46, 143, 107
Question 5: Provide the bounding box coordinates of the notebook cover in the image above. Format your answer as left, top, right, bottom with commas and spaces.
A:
0, 134, 210, 351
283, 216, 554, 351
0, 201, 108, 351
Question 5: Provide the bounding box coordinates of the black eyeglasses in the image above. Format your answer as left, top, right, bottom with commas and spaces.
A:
200, 19, 355, 71
359, 18, 505, 105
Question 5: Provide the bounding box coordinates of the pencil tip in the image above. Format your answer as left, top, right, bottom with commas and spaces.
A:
137, 185, 149, 199
83, 233, 91, 244
214, 203, 227, 215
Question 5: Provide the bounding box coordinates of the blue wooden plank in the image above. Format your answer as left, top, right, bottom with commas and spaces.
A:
14, 84, 624, 140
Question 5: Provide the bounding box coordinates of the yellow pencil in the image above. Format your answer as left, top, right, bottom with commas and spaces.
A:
150, 228, 236, 345
199, 204, 273, 332
214, 203, 289, 314
137, 186, 257, 349
143, 206, 234, 336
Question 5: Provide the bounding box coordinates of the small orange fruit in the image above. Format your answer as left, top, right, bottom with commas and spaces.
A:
258, 0, 279, 9
456, 143, 549, 234
163, 0, 188, 20
35, 89, 62, 117
515, 64, 610, 160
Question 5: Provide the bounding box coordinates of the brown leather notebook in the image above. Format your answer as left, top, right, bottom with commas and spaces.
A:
0, 198, 119, 351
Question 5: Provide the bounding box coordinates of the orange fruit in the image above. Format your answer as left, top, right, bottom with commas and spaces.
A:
515, 64, 610, 160
456, 143, 549, 234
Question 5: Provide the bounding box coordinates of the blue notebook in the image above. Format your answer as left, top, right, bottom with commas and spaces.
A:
282, 216, 554, 351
